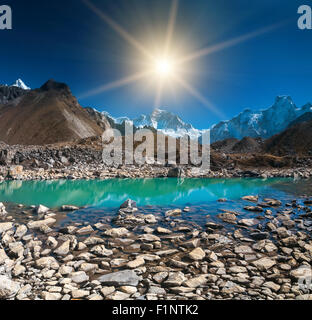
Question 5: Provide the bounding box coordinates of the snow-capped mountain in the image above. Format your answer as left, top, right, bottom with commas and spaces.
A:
0, 79, 30, 105
210, 96, 312, 142
104, 108, 204, 140
11, 79, 31, 90
98, 96, 312, 143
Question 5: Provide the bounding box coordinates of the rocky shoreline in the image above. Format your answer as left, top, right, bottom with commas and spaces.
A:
1, 164, 312, 181
1, 140, 312, 181
0, 195, 312, 301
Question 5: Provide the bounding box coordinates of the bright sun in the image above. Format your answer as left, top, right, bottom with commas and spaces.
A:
82, 0, 270, 115
154, 58, 174, 77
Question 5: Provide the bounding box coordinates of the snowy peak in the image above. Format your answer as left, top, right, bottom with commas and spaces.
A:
150, 108, 193, 131
11, 79, 31, 90
210, 95, 306, 143
101, 108, 202, 139
94, 95, 312, 143
0, 79, 30, 105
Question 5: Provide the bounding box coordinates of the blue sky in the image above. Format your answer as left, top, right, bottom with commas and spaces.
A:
1, 0, 312, 128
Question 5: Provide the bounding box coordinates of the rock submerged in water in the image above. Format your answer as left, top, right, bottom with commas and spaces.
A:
61, 205, 79, 211
242, 195, 259, 202
0, 193, 312, 300
165, 209, 182, 217
218, 212, 237, 224
244, 206, 263, 212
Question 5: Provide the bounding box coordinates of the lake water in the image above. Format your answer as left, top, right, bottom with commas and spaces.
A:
0, 177, 310, 209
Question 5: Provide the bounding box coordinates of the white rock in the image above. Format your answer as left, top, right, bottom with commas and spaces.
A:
0, 275, 20, 299
36, 257, 59, 270
27, 218, 56, 229
0, 222, 13, 234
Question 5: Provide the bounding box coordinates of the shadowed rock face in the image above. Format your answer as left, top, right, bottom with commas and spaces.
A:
0, 80, 106, 145
211, 137, 263, 154
265, 119, 312, 156
0, 85, 26, 105
39, 79, 71, 94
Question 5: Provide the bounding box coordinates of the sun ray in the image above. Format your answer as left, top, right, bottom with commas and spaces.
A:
173, 75, 226, 119
82, 0, 155, 61
178, 22, 287, 65
154, 80, 164, 108
164, 0, 179, 56
79, 71, 151, 99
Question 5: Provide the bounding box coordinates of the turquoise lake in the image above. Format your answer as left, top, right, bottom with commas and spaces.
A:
0, 178, 309, 209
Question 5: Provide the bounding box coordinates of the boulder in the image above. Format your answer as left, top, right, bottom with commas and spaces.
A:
0, 222, 13, 234
106, 291, 130, 300
54, 240, 70, 256
218, 212, 237, 224
0, 249, 9, 264
163, 272, 187, 287
61, 205, 79, 211
0, 275, 20, 299
238, 219, 259, 227
290, 265, 312, 280
70, 271, 89, 284
167, 167, 184, 178
41, 292, 62, 300
7, 165, 23, 178
252, 257, 276, 271
98, 270, 142, 287
184, 275, 207, 288
104, 228, 129, 237
242, 195, 258, 202
127, 257, 145, 269
90, 245, 113, 257
27, 218, 56, 229
188, 248, 205, 261
139, 234, 161, 242
14, 225, 27, 239
120, 199, 137, 210
35, 204, 49, 216
264, 198, 282, 207
165, 209, 182, 217
0, 202, 7, 217
244, 206, 263, 212
35, 257, 59, 270
0, 149, 14, 166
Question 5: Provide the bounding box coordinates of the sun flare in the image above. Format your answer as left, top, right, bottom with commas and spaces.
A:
154, 58, 174, 77
82, 0, 281, 117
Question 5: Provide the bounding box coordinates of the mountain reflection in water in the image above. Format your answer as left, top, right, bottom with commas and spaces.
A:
0, 177, 306, 209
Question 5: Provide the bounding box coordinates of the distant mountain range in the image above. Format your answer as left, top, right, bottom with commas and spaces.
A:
1, 78, 312, 154
94, 95, 312, 144
210, 96, 312, 142
101, 108, 204, 140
